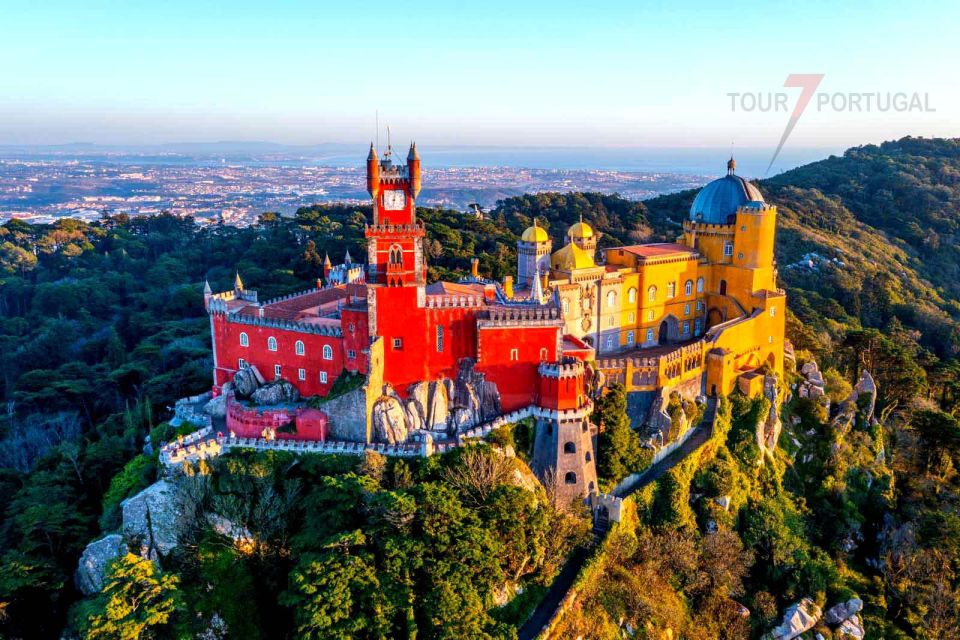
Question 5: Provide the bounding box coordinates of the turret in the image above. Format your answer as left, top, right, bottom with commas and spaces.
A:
323, 253, 332, 280
203, 279, 212, 311
407, 142, 421, 198
366, 143, 380, 197
234, 272, 244, 293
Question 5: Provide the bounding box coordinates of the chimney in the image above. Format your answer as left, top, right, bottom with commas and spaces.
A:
503, 275, 514, 299
470, 258, 479, 278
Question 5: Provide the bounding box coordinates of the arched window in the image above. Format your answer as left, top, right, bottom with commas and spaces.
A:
563, 441, 576, 454
540, 348, 548, 360
562, 299, 570, 314
322, 345, 333, 360
684, 280, 693, 296
239, 332, 249, 347
696, 277, 704, 293
626, 331, 635, 345
267, 336, 277, 351
295, 340, 305, 355
510, 348, 519, 361
647, 285, 657, 302
585, 451, 592, 462
646, 328, 654, 342
666, 282, 676, 298
606, 291, 616, 308
628, 287, 637, 303
389, 244, 403, 265
564, 472, 577, 485
723, 241, 734, 257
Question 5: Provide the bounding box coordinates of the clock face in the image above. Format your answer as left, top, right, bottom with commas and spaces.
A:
383, 190, 406, 210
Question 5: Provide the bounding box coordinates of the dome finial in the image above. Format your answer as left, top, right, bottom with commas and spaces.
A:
727, 156, 736, 175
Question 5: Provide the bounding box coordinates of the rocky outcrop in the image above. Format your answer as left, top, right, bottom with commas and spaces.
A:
233, 365, 266, 398
825, 598, 863, 625
75, 534, 128, 595
371, 394, 409, 444
370, 358, 502, 442
250, 379, 301, 405
203, 384, 229, 418
757, 374, 782, 456
121, 480, 192, 558
765, 597, 822, 640
798, 361, 826, 402
832, 371, 878, 432
837, 615, 865, 639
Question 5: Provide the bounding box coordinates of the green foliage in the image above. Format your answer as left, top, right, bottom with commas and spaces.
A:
593, 384, 646, 488
80, 553, 182, 640
99, 455, 156, 531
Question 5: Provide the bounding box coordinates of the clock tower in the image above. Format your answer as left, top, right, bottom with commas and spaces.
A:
365, 141, 425, 287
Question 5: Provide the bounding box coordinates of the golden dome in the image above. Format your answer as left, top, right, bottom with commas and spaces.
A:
551, 242, 596, 271
568, 220, 594, 240
521, 224, 549, 243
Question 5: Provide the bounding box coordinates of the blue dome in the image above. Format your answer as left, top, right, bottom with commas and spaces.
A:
689, 173, 765, 224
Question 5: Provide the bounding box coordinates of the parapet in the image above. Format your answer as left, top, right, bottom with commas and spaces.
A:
479, 306, 562, 328
538, 358, 585, 379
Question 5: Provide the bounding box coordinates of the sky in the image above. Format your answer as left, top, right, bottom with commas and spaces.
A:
0, 0, 957, 154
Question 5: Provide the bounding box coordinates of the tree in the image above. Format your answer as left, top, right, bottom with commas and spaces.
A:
82, 553, 181, 640
594, 384, 644, 485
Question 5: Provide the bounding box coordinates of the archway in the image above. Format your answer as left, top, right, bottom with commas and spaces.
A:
658, 315, 679, 345
719, 279, 727, 296
706, 307, 725, 329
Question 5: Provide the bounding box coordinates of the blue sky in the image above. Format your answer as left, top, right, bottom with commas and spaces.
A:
0, 0, 956, 150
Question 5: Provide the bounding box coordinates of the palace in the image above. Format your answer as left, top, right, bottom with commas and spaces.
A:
204, 143, 785, 503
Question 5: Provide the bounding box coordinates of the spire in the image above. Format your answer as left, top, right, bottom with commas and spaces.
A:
727, 156, 736, 175
203, 279, 212, 295
323, 252, 332, 267
367, 142, 377, 161
531, 266, 544, 303
345, 249, 353, 264
407, 141, 418, 161
234, 272, 244, 292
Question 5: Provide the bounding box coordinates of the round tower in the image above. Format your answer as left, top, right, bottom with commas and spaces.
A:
407, 142, 421, 199
517, 219, 552, 288
366, 143, 380, 197
567, 216, 596, 253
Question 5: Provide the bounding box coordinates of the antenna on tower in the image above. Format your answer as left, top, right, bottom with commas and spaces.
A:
376, 110, 379, 154
387, 125, 392, 153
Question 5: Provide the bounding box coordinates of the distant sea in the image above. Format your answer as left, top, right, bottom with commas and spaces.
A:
0, 143, 840, 179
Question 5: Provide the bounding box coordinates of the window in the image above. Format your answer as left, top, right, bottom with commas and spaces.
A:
647, 285, 657, 302
684, 280, 693, 296
274, 364, 281, 378
628, 287, 637, 303
628, 312, 635, 323
666, 282, 676, 299
322, 345, 333, 360
320, 371, 328, 384
738, 252, 744, 260
605, 336, 613, 348
238, 358, 246, 369
695, 319, 702, 335
646, 328, 654, 342
585, 451, 592, 462
392, 338, 402, 350
562, 299, 570, 314
647, 309, 654, 321
626, 331, 635, 345
696, 300, 703, 312
723, 241, 733, 257
683, 322, 690, 336
510, 348, 519, 361
239, 332, 249, 347
348, 322, 355, 333
684, 303, 691, 316
347, 349, 357, 359
696, 277, 704, 293
564, 472, 577, 485
540, 348, 548, 360
563, 441, 576, 454
298, 368, 306, 381
267, 336, 278, 351
770, 306, 776, 317
436, 325, 444, 352
295, 340, 305, 355
608, 317, 615, 327
606, 290, 616, 308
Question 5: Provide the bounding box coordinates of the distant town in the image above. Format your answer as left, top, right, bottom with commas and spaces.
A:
0, 154, 710, 226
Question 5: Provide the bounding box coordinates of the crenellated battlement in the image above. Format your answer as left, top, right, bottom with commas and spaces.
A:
424, 294, 485, 309
222, 312, 343, 337
365, 222, 425, 236
479, 305, 562, 328
538, 358, 585, 379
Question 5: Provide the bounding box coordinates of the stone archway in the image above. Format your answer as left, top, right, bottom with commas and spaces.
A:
658, 315, 680, 345
706, 307, 725, 329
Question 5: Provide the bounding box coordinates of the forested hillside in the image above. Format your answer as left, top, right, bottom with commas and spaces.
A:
2, 137, 960, 638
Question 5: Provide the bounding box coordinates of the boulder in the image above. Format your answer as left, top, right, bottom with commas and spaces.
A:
426, 380, 450, 432
715, 495, 731, 511
451, 406, 478, 432
854, 370, 877, 424
233, 365, 265, 398
836, 614, 864, 639
766, 597, 822, 640
371, 396, 409, 444
121, 480, 192, 558
824, 598, 863, 625
203, 392, 228, 418
801, 361, 819, 377
757, 375, 782, 456
76, 534, 128, 595
404, 399, 425, 432
250, 379, 301, 405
